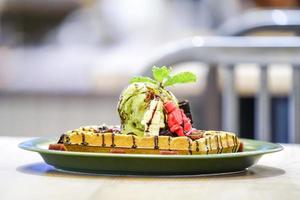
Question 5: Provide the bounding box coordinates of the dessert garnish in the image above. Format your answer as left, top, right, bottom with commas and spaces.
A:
49, 66, 242, 155
118, 66, 196, 137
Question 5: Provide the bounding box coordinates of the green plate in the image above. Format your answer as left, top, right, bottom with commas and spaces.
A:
19, 138, 283, 175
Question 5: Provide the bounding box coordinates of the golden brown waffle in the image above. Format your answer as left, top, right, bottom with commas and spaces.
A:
50, 126, 241, 155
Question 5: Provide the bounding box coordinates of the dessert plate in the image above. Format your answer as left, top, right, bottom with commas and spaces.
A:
19, 138, 282, 175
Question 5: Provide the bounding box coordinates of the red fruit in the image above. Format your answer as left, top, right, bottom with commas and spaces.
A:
238, 142, 244, 152
164, 101, 177, 113
164, 101, 192, 136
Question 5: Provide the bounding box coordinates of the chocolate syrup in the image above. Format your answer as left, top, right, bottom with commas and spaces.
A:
196, 141, 200, 152
145, 99, 159, 133
131, 135, 137, 148
218, 135, 223, 153
154, 136, 159, 149
208, 137, 212, 153
111, 133, 116, 147
205, 138, 209, 154
101, 133, 106, 147
127, 132, 137, 136
225, 133, 230, 148
187, 138, 192, 154
215, 135, 220, 154
232, 135, 238, 152
81, 132, 88, 146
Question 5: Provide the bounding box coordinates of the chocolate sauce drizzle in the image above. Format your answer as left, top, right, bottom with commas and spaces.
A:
132, 135, 137, 148
196, 141, 199, 152
208, 137, 212, 153
205, 138, 209, 154
111, 133, 116, 147
232, 135, 238, 152
154, 136, 159, 149
145, 98, 159, 133
215, 135, 220, 154
225, 133, 230, 149
218, 135, 223, 153
101, 133, 106, 147
187, 138, 192, 154
168, 136, 171, 147
127, 132, 137, 136
81, 132, 88, 146
231, 135, 235, 152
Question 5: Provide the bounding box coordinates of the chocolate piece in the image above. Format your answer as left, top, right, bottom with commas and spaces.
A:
187, 130, 204, 140
58, 134, 67, 144
99, 124, 109, 133
159, 129, 176, 137
178, 100, 193, 124
108, 125, 121, 134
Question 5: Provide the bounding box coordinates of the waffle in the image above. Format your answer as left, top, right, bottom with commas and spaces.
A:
49, 126, 241, 155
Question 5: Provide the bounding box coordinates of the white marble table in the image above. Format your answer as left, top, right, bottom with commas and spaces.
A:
1, 137, 300, 200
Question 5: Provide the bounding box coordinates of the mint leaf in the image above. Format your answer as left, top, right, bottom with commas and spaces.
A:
152, 66, 171, 82
130, 76, 157, 85
129, 67, 197, 88
163, 72, 197, 87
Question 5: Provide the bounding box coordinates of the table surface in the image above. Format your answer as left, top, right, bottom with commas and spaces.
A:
1, 137, 300, 200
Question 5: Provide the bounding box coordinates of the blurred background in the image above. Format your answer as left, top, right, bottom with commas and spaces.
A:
1, 0, 300, 143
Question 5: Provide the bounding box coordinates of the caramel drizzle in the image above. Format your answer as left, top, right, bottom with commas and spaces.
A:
154, 136, 159, 149
132, 135, 137, 148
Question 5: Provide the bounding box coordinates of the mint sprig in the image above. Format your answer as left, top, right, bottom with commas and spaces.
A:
152, 66, 171, 82
130, 76, 157, 85
130, 66, 197, 88
163, 71, 196, 86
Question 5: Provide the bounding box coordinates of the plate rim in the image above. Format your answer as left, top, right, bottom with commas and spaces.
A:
18, 137, 283, 159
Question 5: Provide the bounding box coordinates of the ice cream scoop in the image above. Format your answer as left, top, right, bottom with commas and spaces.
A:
118, 66, 196, 137
118, 82, 177, 137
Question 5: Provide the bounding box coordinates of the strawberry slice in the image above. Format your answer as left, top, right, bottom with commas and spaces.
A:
164, 101, 192, 136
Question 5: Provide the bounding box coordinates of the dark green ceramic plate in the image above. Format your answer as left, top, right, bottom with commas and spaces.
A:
19, 138, 282, 175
